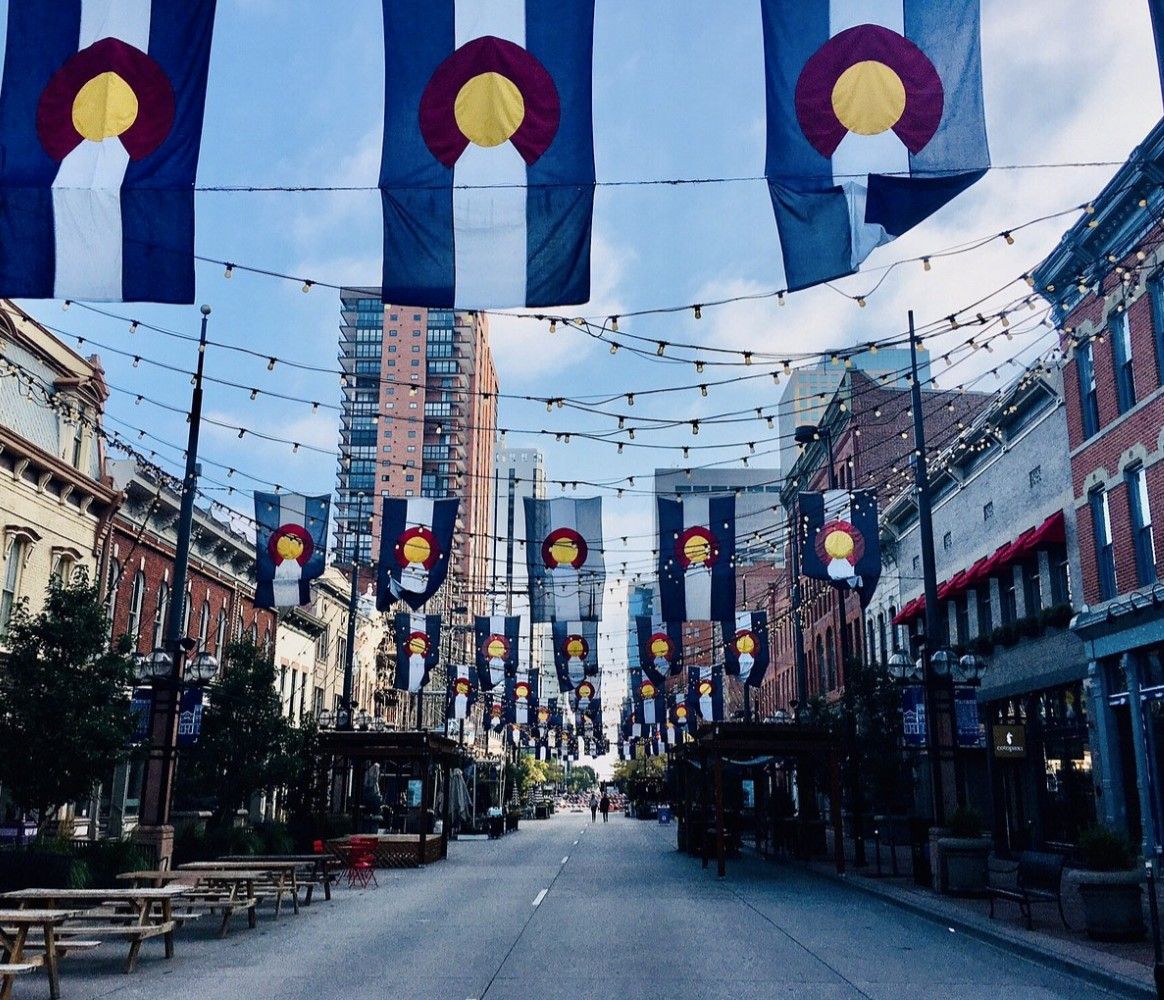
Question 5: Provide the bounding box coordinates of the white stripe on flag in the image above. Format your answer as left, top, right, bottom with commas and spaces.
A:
53, 0, 153, 301
400, 497, 437, 595
453, 2, 527, 307
682, 496, 712, 620
548, 498, 581, 621
271, 494, 310, 607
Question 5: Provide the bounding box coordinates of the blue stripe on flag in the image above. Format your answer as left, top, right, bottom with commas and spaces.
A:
656, 497, 685, 621
380, 0, 455, 305
0, 2, 81, 296
707, 494, 737, 620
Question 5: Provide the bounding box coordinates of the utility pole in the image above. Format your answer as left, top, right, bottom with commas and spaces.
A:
340, 492, 364, 731
137, 305, 211, 866
909, 311, 956, 825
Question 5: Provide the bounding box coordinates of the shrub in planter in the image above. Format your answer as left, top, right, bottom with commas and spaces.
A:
993, 624, 1019, 648
946, 807, 984, 838
1073, 826, 1144, 942
1040, 604, 1075, 629
0, 848, 88, 892
1016, 615, 1042, 639
970, 634, 995, 656
937, 807, 991, 896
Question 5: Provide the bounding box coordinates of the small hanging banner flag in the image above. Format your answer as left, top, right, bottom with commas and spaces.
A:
721, 611, 770, 688
657, 495, 736, 622
506, 670, 539, 726
526, 497, 605, 622
762, 0, 989, 291
636, 614, 684, 685
379, 0, 596, 308
393, 613, 441, 692
672, 691, 691, 735
254, 493, 330, 609
552, 620, 599, 693
631, 668, 666, 728
486, 694, 506, 732
0, 0, 218, 302
800, 489, 882, 607
474, 615, 520, 690
446, 663, 477, 720
378, 497, 459, 611
686, 665, 723, 728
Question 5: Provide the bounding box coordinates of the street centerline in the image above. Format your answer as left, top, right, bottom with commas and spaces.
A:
532, 889, 548, 907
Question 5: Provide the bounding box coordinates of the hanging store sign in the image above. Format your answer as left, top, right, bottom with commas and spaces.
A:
992, 724, 1026, 759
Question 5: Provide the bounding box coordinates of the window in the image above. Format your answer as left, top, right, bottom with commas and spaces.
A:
976, 584, 993, 637
1077, 340, 1101, 438
127, 570, 146, 644
815, 635, 825, 692
954, 594, 970, 645
1022, 559, 1042, 616
0, 538, 27, 637
825, 627, 836, 690
1000, 569, 1017, 626
943, 532, 952, 551
983, 501, 994, 522
1029, 466, 1042, 488
888, 606, 899, 650
316, 625, 330, 662
1150, 273, 1164, 386
216, 608, 228, 654
199, 600, 210, 649
1127, 464, 1157, 585
1089, 486, 1117, 600
153, 582, 170, 650
1050, 548, 1071, 606
1112, 312, 1136, 413
912, 556, 920, 574
105, 559, 122, 644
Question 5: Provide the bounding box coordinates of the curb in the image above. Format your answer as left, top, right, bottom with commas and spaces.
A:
806, 864, 1155, 999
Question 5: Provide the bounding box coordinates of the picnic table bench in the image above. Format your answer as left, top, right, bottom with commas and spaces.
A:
0, 908, 83, 1000
987, 850, 1070, 930
218, 855, 336, 904
178, 861, 303, 917
117, 870, 261, 937
1, 887, 189, 974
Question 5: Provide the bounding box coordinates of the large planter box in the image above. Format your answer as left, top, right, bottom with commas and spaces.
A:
935, 837, 992, 896
1072, 870, 1146, 941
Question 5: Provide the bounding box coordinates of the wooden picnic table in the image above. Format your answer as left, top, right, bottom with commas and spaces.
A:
178, 861, 302, 916
116, 870, 262, 937
218, 855, 337, 903
1, 887, 188, 974
0, 909, 82, 1000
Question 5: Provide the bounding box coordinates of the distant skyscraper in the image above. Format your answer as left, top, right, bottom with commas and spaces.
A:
777, 348, 930, 473
334, 290, 499, 617
487, 445, 547, 615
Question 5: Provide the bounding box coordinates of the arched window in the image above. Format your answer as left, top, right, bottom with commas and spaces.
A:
0, 536, 29, 637
127, 570, 146, 647
249, 620, 258, 645
825, 626, 836, 690
263, 625, 272, 657
182, 586, 193, 639
153, 582, 170, 650
216, 608, 228, 655
888, 605, 899, 651
199, 600, 211, 650
814, 635, 825, 693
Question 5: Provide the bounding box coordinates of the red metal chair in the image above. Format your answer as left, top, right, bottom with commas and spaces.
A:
343, 837, 379, 889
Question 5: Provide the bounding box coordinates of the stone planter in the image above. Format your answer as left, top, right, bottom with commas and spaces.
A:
1072, 869, 1145, 941
935, 836, 992, 896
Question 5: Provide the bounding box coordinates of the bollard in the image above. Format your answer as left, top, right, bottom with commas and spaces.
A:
874, 829, 882, 878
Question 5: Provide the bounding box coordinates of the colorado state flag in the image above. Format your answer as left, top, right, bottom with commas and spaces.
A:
378, 497, 459, 611
393, 613, 442, 693
799, 489, 882, 607
0, 0, 216, 302
762, 0, 988, 291
380, 0, 595, 308
253, 492, 330, 609
721, 611, 770, 688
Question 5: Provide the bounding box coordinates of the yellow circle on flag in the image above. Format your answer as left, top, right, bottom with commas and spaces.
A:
824, 529, 855, 561
275, 533, 305, 562
683, 535, 711, 564
548, 537, 580, 566
566, 638, 586, 658
831, 61, 906, 136
487, 638, 507, 658
73, 71, 139, 142
650, 638, 670, 657
736, 634, 756, 655
402, 535, 432, 565
455, 72, 525, 148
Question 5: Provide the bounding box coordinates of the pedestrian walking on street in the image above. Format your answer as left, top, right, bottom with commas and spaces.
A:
589, 792, 598, 823
600, 792, 610, 823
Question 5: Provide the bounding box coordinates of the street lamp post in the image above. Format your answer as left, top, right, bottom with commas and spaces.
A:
340, 491, 366, 732
136, 305, 212, 866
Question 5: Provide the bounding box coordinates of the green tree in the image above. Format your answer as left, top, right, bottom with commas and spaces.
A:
565, 765, 597, 794
177, 639, 297, 827
611, 755, 666, 790
0, 570, 135, 835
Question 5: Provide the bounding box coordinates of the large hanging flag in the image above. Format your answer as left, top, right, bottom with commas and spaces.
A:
686, 666, 723, 728
506, 670, 538, 726
631, 668, 666, 728
657, 496, 736, 622
378, 497, 459, 611
393, 613, 441, 692
762, 0, 988, 292
0, 0, 217, 303
722, 611, 771, 688
551, 620, 599, 693
636, 614, 684, 685
571, 674, 599, 717
446, 662, 477, 720
673, 691, 693, 736
799, 489, 882, 607
379, 0, 596, 308
474, 614, 520, 690
253, 492, 329, 609
526, 497, 605, 622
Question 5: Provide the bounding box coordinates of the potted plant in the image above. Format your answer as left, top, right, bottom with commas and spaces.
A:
935, 807, 991, 896
1071, 827, 1144, 941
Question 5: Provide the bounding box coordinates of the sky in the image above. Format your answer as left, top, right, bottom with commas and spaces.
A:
5, 0, 1164, 730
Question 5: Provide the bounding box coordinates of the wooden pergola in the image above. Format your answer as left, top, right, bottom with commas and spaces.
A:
318, 730, 465, 865
670, 722, 844, 877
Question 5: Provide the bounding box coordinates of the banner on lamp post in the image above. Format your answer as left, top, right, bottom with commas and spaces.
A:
901, 685, 926, 748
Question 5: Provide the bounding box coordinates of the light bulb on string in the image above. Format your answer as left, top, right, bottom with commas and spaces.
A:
129, 320, 139, 334
626, 393, 635, 406
695, 361, 704, 373
610, 342, 619, 355
224, 263, 234, 279
694, 305, 702, 320
610, 316, 619, 332
250, 388, 258, 400
656, 342, 667, 356
700, 385, 708, 397
922, 257, 932, 271
302, 280, 314, 293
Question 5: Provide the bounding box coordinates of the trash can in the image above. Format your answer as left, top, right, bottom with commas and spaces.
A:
658, 806, 672, 825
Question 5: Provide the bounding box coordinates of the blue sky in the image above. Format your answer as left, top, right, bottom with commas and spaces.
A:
6, 0, 1164, 693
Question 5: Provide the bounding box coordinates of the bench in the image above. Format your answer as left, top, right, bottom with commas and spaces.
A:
987, 850, 1070, 930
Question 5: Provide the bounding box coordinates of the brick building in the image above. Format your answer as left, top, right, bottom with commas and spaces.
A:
1033, 118, 1164, 855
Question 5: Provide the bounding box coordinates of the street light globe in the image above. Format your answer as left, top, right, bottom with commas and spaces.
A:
188, 651, 219, 685
930, 648, 956, 678
956, 653, 987, 685
318, 709, 335, 729
887, 650, 913, 682
355, 709, 372, 731
142, 648, 173, 682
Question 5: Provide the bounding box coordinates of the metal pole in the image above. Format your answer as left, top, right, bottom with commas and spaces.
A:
741, 577, 751, 723
146, 305, 211, 832
341, 492, 364, 730
909, 312, 952, 825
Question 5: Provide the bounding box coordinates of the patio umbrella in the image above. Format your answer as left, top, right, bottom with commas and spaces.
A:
449, 768, 472, 824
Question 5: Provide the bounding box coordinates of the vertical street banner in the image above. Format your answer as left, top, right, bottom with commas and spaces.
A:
526, 497, 605, 622
506, 670, 538, 726
636, 613, 684, 685
551, 620, 599, 693
446, 662, 477, 720
631, 668, 666, 728
761, 0, 988, 292
176, 687, 203, 748
378, 497, 459, 611
571, 674, 599, 717
254, 492, 330, 609
721, 611, 770, 688
474, 614, 520, 690
672, 692, 692, 735
686, 665, 723, 727
379, 0, 596, 308
657, 495, 736, 621
0, 0, 218, 303
393, 613, 441, 693
901, 684, 926, 747
799, 490, 882, 606
486, 694, 505, 732
954, 685, 982, 748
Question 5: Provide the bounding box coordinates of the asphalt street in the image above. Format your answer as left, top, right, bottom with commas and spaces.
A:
23, 812, 1126, 1000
